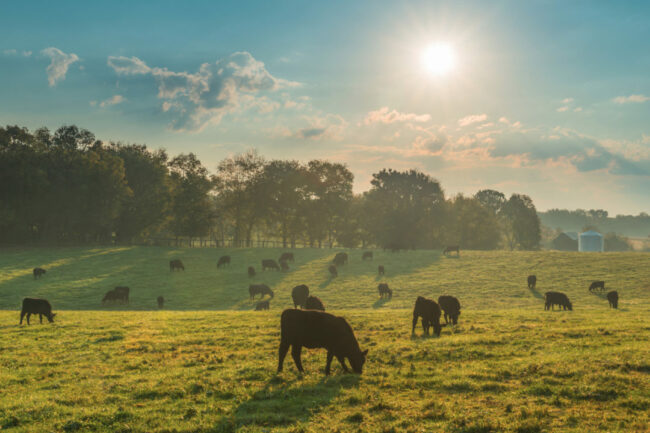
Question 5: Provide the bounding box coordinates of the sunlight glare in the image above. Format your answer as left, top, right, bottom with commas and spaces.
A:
421, 42, 455, 76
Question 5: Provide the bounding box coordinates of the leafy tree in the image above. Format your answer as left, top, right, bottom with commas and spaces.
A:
604, 233, 631, 251
446, 195, 500, 250
501, 194, 541, 250
474, 189, 506, 215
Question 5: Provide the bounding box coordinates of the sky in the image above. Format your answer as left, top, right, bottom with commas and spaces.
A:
1, 0, 649, 215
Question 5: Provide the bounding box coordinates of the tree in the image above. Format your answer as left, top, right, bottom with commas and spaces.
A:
501, 194, 541, 250
604, 233, 630, 251
446, 195, 501, 250
474, 189, 506, 215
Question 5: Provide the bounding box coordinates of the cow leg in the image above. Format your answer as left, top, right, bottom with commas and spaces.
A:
277, 341, 290, 373
422, 319, 429, 336
291, 345, 304, 373
26, 313, 31, 325
325, 351, 334, 375
336, 355, 349, 373
411, 314, 419, 335
39, 314, 43, 324
20, 311, 25, 324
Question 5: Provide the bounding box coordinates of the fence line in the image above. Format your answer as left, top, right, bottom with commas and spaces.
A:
141, 237, 350, 249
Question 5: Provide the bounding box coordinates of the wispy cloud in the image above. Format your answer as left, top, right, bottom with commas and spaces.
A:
2, 49, 17, 55
41, 47, 79, 86
363, 107, 431, 125
612, 94, 650, 104
458, 113, 487, 127
92, 94, 126, 108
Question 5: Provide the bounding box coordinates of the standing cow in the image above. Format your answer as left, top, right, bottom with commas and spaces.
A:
292, 284, 310, 309
362, 251, 373, 261
438, 295, 461, 325
527, 275, 537, 290
279, 259, 290, 272
157, 296, 165, 309
378, 283, 392, 298
217, 255, 231, 268
606, 291, 618, 309
169, 259, 185, 271
20, 298, 56, 325
378, 265, 385, 276
332, 252, 348, 266
255, 300, 270, 311
249, 284, 274, 300
279, 252, 295, 263
262, 259, 280, 271
33, 267, 46, 279
443, 246, 460, 256
412, 296, 443, 337
248, 266, 256, 278
328, 265, 338, 278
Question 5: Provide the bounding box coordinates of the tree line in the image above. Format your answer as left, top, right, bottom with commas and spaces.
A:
1, 124, 542, 250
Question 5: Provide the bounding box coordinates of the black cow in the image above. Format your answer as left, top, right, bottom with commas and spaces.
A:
589, 281, 605, 292
378, 283, 392, 298
438, 295, 461, 325
170, 259, 185, 271
328, 265, 338, 278
277, 309, 368, 375
249, 284, 274, 300
378, 265, 385, 276
157, 296, 164, 309
362, 251, 373, 261
280, 259, 290, 272
292, 284, 310, 309
255, 300, 270, 311
527, 275, 537, 290
412, 296, 443, 337
279, 252, 295, 263
607, 290, 618, 309
305, 295, 325, 311
20, 298, 56, 324
248, 266, 256, 278
102, 289, 120, 304
332, 252, 348, 266
114, 286, 130, 304
262, 259, 280, 271
443, 246, 460, 256
217, 255, 231, 268
33, 267, 46, 279
544, 291, 572, 311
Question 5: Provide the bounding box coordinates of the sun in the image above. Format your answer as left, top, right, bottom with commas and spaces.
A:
421, 42, 456, 76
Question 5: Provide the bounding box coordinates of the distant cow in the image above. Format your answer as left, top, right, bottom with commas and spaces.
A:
607, 290, 618, 309
544, 291, 572, 311
527, 275, 537, 290
103, 287, 129, 305
255, 300, 270, 311
378, 265, 385, 276
217, 255, 231, 268
279, 252, 295, 263
412, 296, 443, 337
589, 281, 605, 292
362, 251, 373, 261
378, 283, 392, 299
292, 284, 310, 309
277, 309, 368, 375
102, 289, 120, 304
248, 266, 256, 278
157, 296, 164, 309
438, 295, 461, 325
33, 267, 46, 279
329, 265, 338, 278
170, 259, 185, 271
262, 259, 280, 271
249, 284, 274, 300
333, 252, 348, 266
305, 295, 325, 311
279, 259, 290, 272
20, 298, 56, 325
443, 246, 460, 256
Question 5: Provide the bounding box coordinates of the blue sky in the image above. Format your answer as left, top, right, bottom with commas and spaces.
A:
1, 0, 649, 214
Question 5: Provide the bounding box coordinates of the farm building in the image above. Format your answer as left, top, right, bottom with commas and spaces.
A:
552, 232, 578, 251
579, 230, 604, 252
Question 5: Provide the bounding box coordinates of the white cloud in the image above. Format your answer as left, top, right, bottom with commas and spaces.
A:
107, 56, 151, 75
3, 49, 17, 55
556, 106, 569, 112
98, 94, 126, 107
363, 107, 431, 125
23, 51, 32, 57
41, 47, 79, 86
612, 94, 650, 104
458, 113, 487, 127
562, 97, 574, 104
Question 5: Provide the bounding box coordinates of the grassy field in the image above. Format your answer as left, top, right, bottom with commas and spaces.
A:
0, 248, 648, 432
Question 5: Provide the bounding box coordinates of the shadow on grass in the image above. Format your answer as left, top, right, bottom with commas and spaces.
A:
218, 375, 359, 430
527, 285, 544, 299
372, 297, 391, 309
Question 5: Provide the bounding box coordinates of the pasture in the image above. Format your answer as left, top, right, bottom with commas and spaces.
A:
0, 247, 649, 432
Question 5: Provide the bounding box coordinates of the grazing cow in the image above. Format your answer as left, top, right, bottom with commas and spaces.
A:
279, 252, 295, 263
332, 252, 348, 266
262, 259, 280, 271
378, 283, 392, 298
280, 259, 290, 272
277, 309, 368, 375
217, 255, 231, 268
378, 265, 385, 276
589, 281, 605, 292
544, 291, 573, 311
33, 267, 46, 279
248, 266, 256, 278
443, 246, 460, 256
102, 289, 119, 304
607, 291, 618, 309
169, 259, 185, 271
329, 265, 338, 278
114, 286, 130, 304
249, 284, 274, 300
527, 275, 537, 290
292, 284, 310, 309
255, 300, 270, 311
157, 296, 164, 309
438, 295, 461, 325
412, 296, 443, 337
20, 298, 56, 325
305, 295, 325, 311
362, 251, 373, 261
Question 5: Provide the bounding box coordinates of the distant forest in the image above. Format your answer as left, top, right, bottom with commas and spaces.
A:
539, 210, 650, 238
1, 124, 643, 250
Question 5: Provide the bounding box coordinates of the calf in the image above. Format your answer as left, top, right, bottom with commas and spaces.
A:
217, 255, 231, 268
527, 275, 537, 290
362, 251, 373, 261
33, 267, 46, 279
157, 296, 164, 309
544, 291, 573, 311
378, 265, 385, 276
279, 259, 290, 272
249, 284, 274, 300
332, 252, 348, 266
378, 283, 392, 298
262, 259, 280, 271
443, 246, 460, 256
412, 296, 443, 337
279, 252, 295, 263
248, 266, 256, 278
255, 300, 270, 311
589, 281, 605, 292
277, 309, 368, 375
305, 295, 325, 311
607, 290, 618, 309
292, 284, 310, 309
438, 295, 461, 325
20, 298, 56, 325
169, 259, 185, 271
328, 265, 338, 278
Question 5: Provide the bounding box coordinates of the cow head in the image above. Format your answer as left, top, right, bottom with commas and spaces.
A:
349, 349, 368, 374
47, 313, 56, 323
567, 302, 573, 311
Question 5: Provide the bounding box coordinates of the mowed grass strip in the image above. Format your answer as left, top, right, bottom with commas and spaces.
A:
0, 309, 648, 433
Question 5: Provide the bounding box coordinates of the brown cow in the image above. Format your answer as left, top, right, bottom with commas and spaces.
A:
589, 281, 605, 292
262, 259, 280, 271
332, 252, 348, 266
544, 291, 572, 311
280, 259, 290, 272
606, 290, 618, 309
255, 300, 270, 311
362, 251, 373, 261
378, 283, 392, 298
328, 265, 338, 278
249, 284, 274, 299
248, 266, 256, 278
279, 252, 295, 263
20, 298, 56, 324
169, 259, 185, 271
443, 246, 460, 256
412, 296, 443, 337
217, 255, 231, 268
305, 295, 325, 311
292, 284, 309, 309
378, 265, 385, 276
438, 295, 461, 325
527, 275, 537, 290
33, 267, 46, 279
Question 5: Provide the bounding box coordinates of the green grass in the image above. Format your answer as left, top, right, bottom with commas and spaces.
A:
0, 248, 648, 432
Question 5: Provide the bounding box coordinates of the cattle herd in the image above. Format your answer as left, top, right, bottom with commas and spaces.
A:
20, 249, 623, 376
